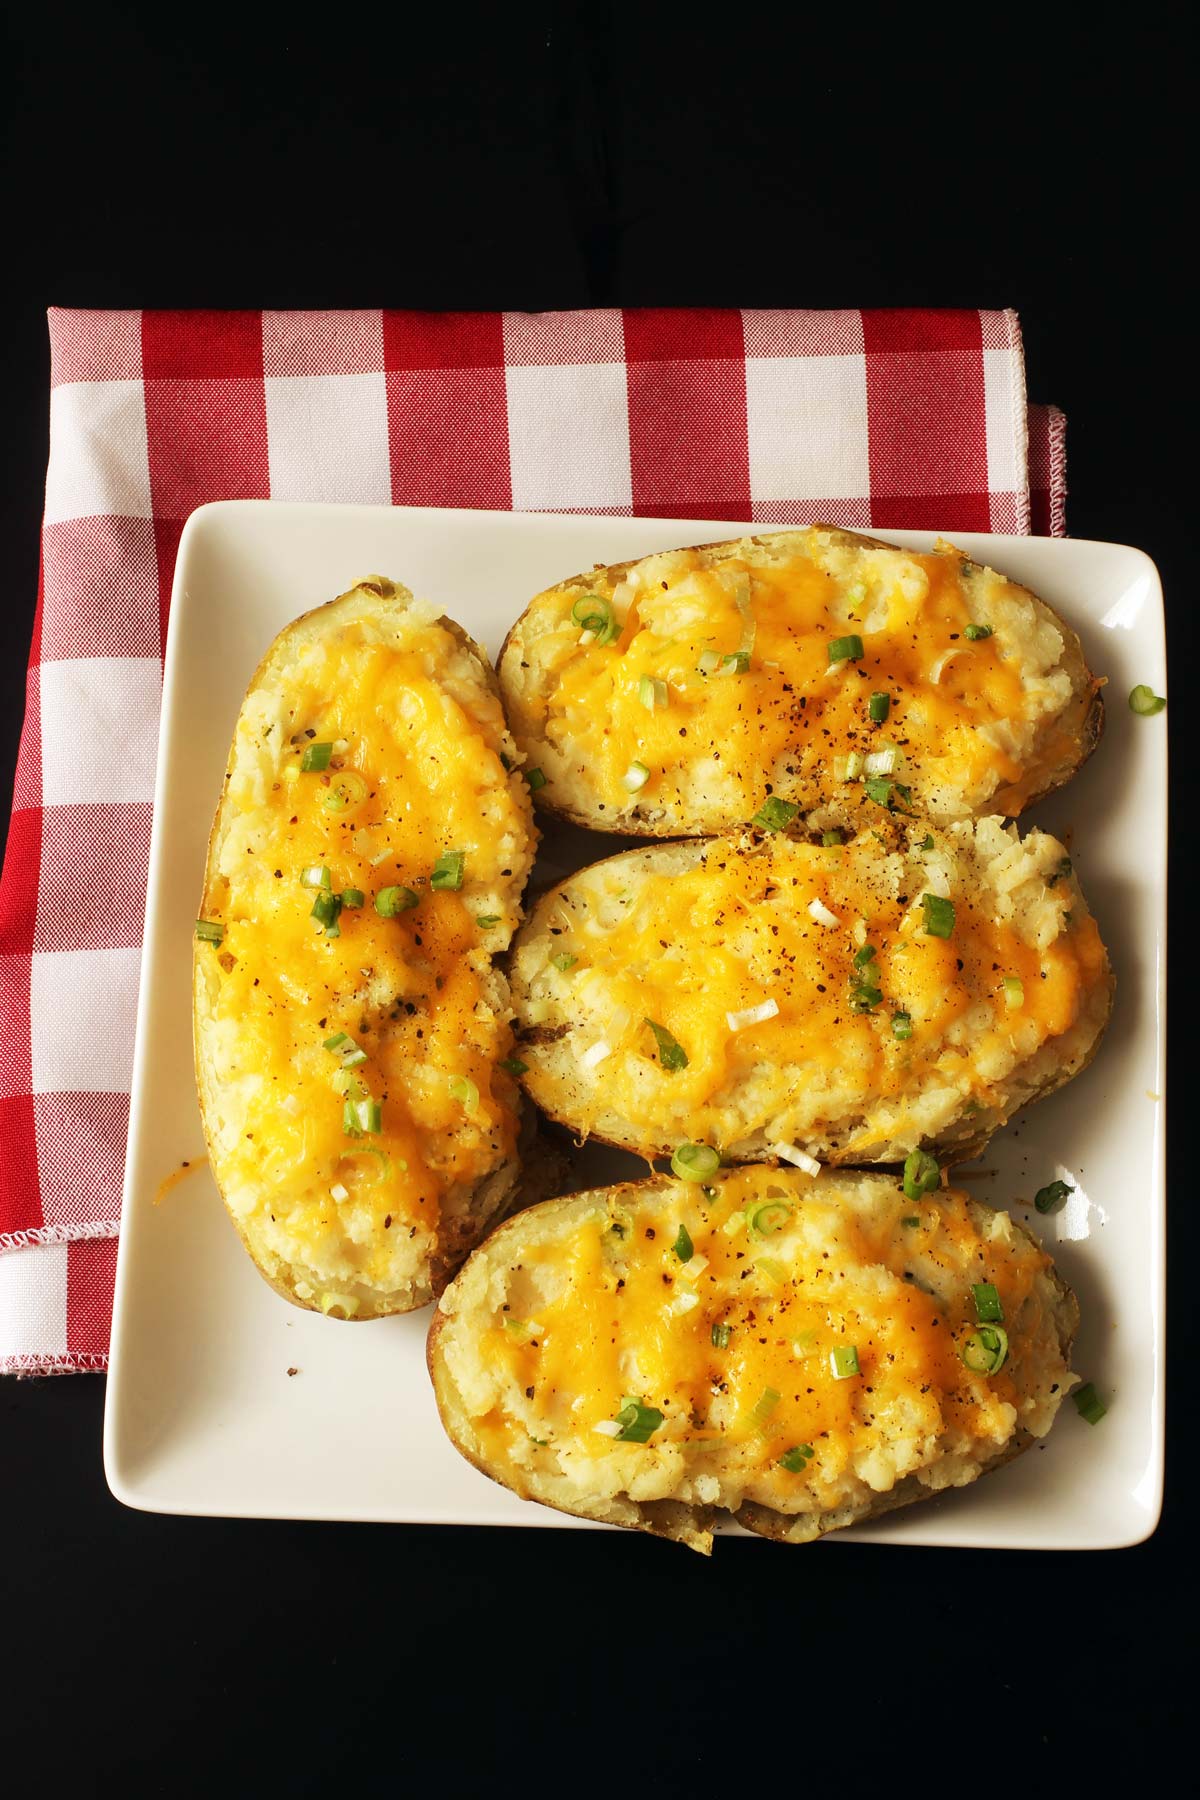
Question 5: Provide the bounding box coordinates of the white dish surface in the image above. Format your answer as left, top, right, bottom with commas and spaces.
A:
104, 503, 1167, 1548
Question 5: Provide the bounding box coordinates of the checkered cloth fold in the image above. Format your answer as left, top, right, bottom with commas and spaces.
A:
0, 306, 1066, 1374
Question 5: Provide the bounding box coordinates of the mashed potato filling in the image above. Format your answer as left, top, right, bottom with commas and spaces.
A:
511, 529, 1085, 828
446, 1170, 1073, 1523
512, 821, 1109, 1161
196, 585, 535, 1308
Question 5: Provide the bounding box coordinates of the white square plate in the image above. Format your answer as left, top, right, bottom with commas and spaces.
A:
104, 503, 1167, 1547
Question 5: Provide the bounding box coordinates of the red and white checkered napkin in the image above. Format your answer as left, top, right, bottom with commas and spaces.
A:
0, 306, 1066, 1374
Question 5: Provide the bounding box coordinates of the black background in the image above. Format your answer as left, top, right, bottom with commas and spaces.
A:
1, 6, 1190, 1791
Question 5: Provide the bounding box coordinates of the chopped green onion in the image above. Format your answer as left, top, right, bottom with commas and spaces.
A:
829, 1345, 860, 1380
476, 914, 502, 928
1073, 1381, 1107, 1424
964, 623, 993, 641
524, 767, 547, 790
1002, 974, 1024, 1010
639, 674, 669, 711
1034, 1179, 1074, 1214
869, 692, 891, 723
920, 893, 956, 937
841, 751, 864, 781
853, 944, 877, 969
917, 833, 935, 852
865, 775, 901, 808
646, 1018, 688, 1072
318, 772, 367, 814
848, 984, 883, 1013
341, 888, 365, 909
301, 741, 333, 771
375, 885, 419, 917
449, 1075, 479, 1112
622, 761, 651, 792
498, 1056, 528, 1077
550, 951, 577, 974
822, 829, 843, 847
902, 1148, 941, 1201
961, 1325, 1008, 1375
864, 748, 897, 778
711, 1321, 731, 1349
828, 634, 864, 664
972, 1282, 1004, 1324
748, 1386, 781, 1434
323, 1031, 367, 1069
195, 919, 224, 945
331, 1070, 365, 1099
671, 1142, 720, 1182
431, 850, 465, 891
1047, 856, 1073, 887
901, 1215, 921, 1228
791, 1329, 818, 1356
342, 1097, 382, 1136
755, 1255, 786, 1287
300, 865, 331, 890
310, 891, 343, 937
697, 649, 721, 675
892, 1012, 913, 1040
720, 651, 751, 674
614, 1398, 663, 1443
746, 1200, 793, 1237
778, 1444, 815, 1473
672, 1223, 694, 1263
1128, 684, 1165, 716
752, 796, 798, 833
571, 593, 621, 645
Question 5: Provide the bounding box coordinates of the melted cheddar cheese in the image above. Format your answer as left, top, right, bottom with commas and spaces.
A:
502, 529, 1092, 832
439, 1169, 1075, 1528
194, 580, 537, 1315
511, 821, 1110, 1162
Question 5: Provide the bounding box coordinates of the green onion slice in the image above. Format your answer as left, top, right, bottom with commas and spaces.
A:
901, 1215, 921, 1228
449, 1075, 479, 1112
1129, 683, 1165, 715
639, 674, 669, 711
971, 1282, 1004, 1324
498, 1056, 528, 1077
323, 1031, 367, 1069
550, 951, 577, 974
431, 850, 466, 891
828, 634, 864, 664
300, 865, 331, 890
1034, 1178, 1074, 1214
902, 1148, 941, 1202
964, 622, 993, 641
720, 651, 751, 674
571, 593, 621, 645
622, 761, 651, 792
672, 1223, 694, 1263
920, 893, 956, 937
748, 1386, 781, 1434
752, 796, 799, 833
310, 891, 343, 937
671, 1142, 720, 1182
375, 885, 419, 917
822, 829, 843, 847
829, 1345, 861, 1380
892, 1011, 913, 1040
475, 913, 502, 928
711, 1321, 731, 1349
869, 691, 891, 723
340, 888, 365, 909
319, 772, 367, 813
524, 767, 547, 790
853, 944, 877, 969
342, 1096, 382, 1137
1002, 974, 1024, 1009
746, 1200, 793, 1237
646, 1018, 688, 1072
1073, 1381, 1107, 1424
300, 741, 333, 771
961, 1325, 1009, 1375
195, 919, 224, 945
614, 1398, 664, 1443
778, 1444, 815, 1472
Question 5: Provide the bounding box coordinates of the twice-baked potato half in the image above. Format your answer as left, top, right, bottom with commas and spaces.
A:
509, 817, 1111, 1166
497, 526, 1103, 836
428, 1168, 1079, 1552
194, 577, 538, 1319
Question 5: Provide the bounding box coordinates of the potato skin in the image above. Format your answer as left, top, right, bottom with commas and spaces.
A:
507, 824, 1113, 1170
194, 576, 537, 1319
427, 1175, 1079, 1552
498, 525, 1103, 837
